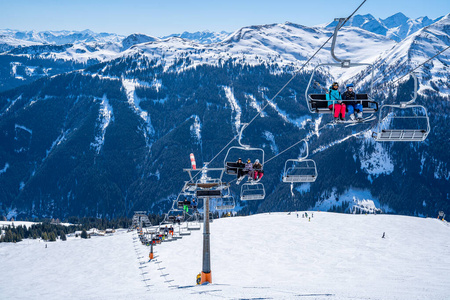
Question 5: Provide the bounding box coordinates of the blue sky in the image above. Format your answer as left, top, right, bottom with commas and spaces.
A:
0, 0, 448, 36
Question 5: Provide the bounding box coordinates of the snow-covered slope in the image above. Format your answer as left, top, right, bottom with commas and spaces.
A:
1, 21, 396, 68
1, 213, 449, 299
2, 13, 445, 87
122, 22, 394, 74
162, 30, 231, 44
121, 33, 160, 50
383, 13, 438, 41
0, 34, 43, 53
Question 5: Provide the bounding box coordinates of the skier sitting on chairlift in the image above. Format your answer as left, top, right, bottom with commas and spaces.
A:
236, 158, 246, 180
253, 159, 264, 180
326, 82, 345, 121
343, 83, 363, 121
183, 198, 190, 213
244, 158, 254, 179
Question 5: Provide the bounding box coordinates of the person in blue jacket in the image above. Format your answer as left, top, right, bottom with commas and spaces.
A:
326, 82, 346, 121
343, 83, 363, 121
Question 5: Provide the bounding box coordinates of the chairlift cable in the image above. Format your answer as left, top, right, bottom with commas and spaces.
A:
181, 0, 368, 194
264, 121, 334, 165
391, 45, 450, 85
197, 0, 368, 174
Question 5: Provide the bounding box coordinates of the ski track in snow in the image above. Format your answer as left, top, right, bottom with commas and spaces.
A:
263, 130, 279, 155
222, 86, 241, 133
1, 213, 450, 299
90, 94, 114, 154
43, 130, 69, 162
122, 78, 155, 148
312, 130, 364, 155
189, 115, 202, 144
262, 93, 311, 130
244, 93, 266, 117
0, 162, 9, 175
1, 95, 22, 117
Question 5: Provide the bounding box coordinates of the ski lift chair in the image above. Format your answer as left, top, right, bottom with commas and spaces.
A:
224, 124, 265, 176
241, 182, 265, 200
282, 159, 317, 183
282, 140, 318, 183
372, 74, 430, 142
215, 186, 236, 210
305, 18, 378, 122
215, 195, 236, 210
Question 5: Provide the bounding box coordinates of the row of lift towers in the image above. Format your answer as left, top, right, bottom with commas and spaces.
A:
150, 17, 431, 285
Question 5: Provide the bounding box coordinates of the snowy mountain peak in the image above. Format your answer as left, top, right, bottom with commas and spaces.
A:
161, 30, 231, 44
0, 29, 124, 46
382, 12, 409, 28
121, 33, 159, 50
324, 12, 444, 42
370, 14, 450, 95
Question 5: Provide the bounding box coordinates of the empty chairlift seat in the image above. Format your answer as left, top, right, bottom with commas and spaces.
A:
282, 159, 318, 183
373, 129, 428, 141
240, 182, 265, 201
372, 102, 430, 142
215, 196, 235, 210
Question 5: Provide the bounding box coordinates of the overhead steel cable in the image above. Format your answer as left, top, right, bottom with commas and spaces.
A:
264, 123, 328, 165
392, 44, 450, 85
267, 6, 450, 165
189, 0, 368, 182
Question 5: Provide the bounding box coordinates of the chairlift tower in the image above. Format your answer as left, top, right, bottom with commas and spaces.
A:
132, 211, 152, 229
184, 164, 227, 284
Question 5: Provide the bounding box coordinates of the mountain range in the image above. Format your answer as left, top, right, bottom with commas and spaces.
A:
325, 12, 442, 42
0, 12, 449, 219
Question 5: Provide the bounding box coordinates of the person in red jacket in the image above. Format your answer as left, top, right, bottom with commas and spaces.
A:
253, 159, 264, 180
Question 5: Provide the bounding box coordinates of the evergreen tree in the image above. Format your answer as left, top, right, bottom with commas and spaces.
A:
60, 232, 67, 241
81, 230, 88, 239
49, 232, 57, 242
5, 230, 13, 242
